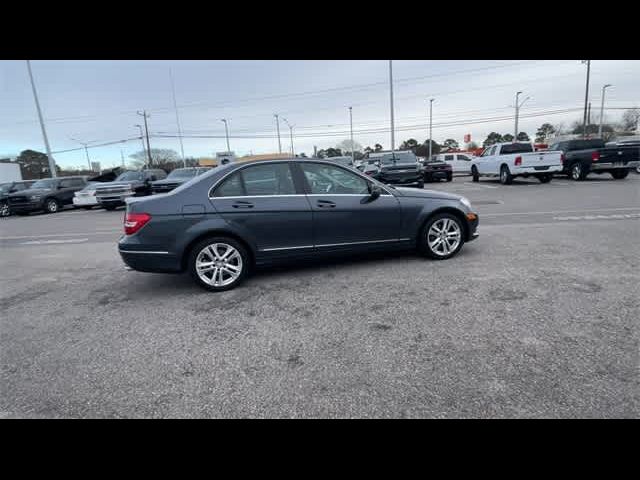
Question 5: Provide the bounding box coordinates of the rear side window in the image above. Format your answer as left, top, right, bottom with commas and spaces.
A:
214, 172, 244, 197
59, 179, 72, 188
213, 163, 296, 197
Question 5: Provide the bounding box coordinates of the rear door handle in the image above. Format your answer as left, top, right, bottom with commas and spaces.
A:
232, 201, 254, 209
317, 200, 336, 208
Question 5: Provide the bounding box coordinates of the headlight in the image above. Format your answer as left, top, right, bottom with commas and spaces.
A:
459, 196, 472, 210
30, 195, 41, 201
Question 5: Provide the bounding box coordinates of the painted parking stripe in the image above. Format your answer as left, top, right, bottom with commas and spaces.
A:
554, 213, 640, 221
464, 182, 499, 189
20, 238, 89, 245
482, 207, 640, 217
0, 230, 116, 240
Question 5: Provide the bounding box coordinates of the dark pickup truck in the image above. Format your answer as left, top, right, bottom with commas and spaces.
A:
94, 169, 167, 210
367, 151, 424, 188
549, 139, 640, 181
7, 176, 87, 214
1, 180, 35, 217
151, 167, 211, 194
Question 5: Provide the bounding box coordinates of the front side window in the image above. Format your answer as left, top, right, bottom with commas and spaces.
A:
457, 155, 471, 161
300, 163, 369, 195
116, 171, 143, 182
31, 179, 57, 189
59, 179, 73, 188
444, 155, 454, 161
70, 178, 85, 187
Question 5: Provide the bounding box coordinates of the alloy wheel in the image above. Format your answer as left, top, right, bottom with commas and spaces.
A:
195, 243, 243, 287
0, 203, 9, 217
427, 218, 462, 257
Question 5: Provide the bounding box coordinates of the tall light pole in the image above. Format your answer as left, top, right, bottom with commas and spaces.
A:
69, 137, 92, 171
221, 119, 231, 152
274, 114, 282, 153
169, 68, 186, 167
514, 91, 530, 140
136, 111, 152, 166
26, 60, 57, 178
348, 106, 354, 161
389, 60, 395, 156
428, 99, 434, 160
581, 60, 591, 139
598, 84, 612, 138
282, 117, 294, 157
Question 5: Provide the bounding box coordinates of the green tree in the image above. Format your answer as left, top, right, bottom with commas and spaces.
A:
620, 108, 639, 132
129, 148, 179, 170
14, 149, 56, 179
483, 132, 503, 147
399, 138, 419, 152
535, 123, 556, 143
517, 132, 530, 142
442, 139, 459, 151
324, 147, 343, 158
415, 140, 440, 158
502, 133, 514, 142
572, 123, 616, 141
336, 139, 362, 155
364, 146, 374, 154
374, 143, 383, 152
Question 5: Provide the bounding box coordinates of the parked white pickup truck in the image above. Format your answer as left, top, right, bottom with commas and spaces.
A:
471, 142, 563, 184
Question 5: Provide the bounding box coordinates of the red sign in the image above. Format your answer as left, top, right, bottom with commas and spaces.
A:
464, 134, 471, 143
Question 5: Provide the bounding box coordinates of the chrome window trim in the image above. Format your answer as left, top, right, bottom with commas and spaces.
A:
210, 194, 307, 200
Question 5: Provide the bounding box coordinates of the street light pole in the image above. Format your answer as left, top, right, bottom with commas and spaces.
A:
581, 60, 591, 139
349, 106, 354, 161
221, 119, 231, 152
169, 68, 186, 167
26, 60, 57, 178
514, 92, 530, 141
136, 111, 152, 167
428, 99, 434, 160
389, 60, 395, 155
274, 114, 282, 153
598, 84, 612, 138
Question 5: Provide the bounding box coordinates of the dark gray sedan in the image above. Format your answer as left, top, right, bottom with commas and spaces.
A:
119, 159, 479, 291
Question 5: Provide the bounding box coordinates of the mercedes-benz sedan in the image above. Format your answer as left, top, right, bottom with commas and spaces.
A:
119, 159, 479, 291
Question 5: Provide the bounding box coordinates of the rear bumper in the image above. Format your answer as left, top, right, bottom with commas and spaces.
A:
425, 170, 451, 179
591, 161, 640, 170
118, 238, 182, 273
512, 165, 563, 175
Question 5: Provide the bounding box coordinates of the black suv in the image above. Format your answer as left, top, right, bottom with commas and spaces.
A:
1, 180, 35, 217
8, 176, 87, 215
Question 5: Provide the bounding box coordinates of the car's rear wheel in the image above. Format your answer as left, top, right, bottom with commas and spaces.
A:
419, 213, 465, 260
611, 170, 629, 180
0, 202, 9, 217
471, 166, 479, 182
500, 165, 513, 185
188, 237, 249, 292
446, 172, 453, 182
45, 198, 60, 213
417, 179, 424, 189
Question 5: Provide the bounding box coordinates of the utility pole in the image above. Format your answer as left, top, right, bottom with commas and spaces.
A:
389, 60, 395, 156
581, 60, 591, 140
69, 137, 92, 171
26, 60, 57, 177
120, 149, 125, 168
136, 111, 152, 167
599, 85, 612, 138
169, 68, 186, 167
587, 102, 591, 126
134, 124, 146, 161
274, 114, 282, 153
428, 99, 434, 160
514, 91, 530, 140
282, 117, 294, 157
221, 119, 231, 152
349, 106, 354, 161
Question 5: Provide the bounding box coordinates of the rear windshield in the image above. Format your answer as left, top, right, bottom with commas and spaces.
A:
568, 139, 606, 150
377, 152, 417, 164
167, 168, 198, 179
500, 143, 533, 154
115, 171, 143, 181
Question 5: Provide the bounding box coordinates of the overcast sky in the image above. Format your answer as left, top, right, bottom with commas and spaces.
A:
1, 60, 638, 168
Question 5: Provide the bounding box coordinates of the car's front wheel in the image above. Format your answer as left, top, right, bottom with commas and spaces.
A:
0, 202, 9, 217
188, 237, 249, 292
471, 166, 479, 182
419, 213, 465, 260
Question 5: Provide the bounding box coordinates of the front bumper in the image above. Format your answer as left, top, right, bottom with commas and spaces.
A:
8, 200, 44, 212
73, 196, 98, 206
97, 192, 134, 206
466, 213, 479, 242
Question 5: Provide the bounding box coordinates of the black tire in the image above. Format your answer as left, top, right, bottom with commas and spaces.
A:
446, 172, 453, 182
188, 236, 250, 292
500, 165, 513, 185
424, 173, 432, 183
103, 205, 118, 211
417, 180, 424, 189
83, 206, 94, 210
570, 162, 587, 181
611, 170, 629, 180
0, 202, 9, 217
44, 198, 60, 213
471, 166, 479, 182
538, 174, 552, 183
418, 213, 465, 260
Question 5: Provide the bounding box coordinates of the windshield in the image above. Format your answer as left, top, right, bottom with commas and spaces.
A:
115, 171, 143, 181
167, 169, 198, 179
0, 183, 12, 194
30, 179, 57, 189
376, 152, 417, 165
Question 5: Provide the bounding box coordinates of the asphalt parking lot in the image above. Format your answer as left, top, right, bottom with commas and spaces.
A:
1, 173, 639, 418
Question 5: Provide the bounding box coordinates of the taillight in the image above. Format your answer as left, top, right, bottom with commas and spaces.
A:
591, 151, 600, 162
514, 156, 522, 166
124, 212, 151, 235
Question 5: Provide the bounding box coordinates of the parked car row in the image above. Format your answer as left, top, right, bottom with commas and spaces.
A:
1, 167, 213, 217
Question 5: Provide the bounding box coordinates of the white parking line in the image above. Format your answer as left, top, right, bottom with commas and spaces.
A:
0, 230, 116, 240
20, 238, 89, 245
464, 182, 499, 189
482, 207, 640, 217
554, 213, 640, 221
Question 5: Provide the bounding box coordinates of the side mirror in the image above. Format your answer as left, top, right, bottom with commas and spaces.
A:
368, 184, 382, 200
58, 184, 65, 190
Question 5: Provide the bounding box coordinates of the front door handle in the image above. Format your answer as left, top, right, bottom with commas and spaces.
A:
316, 200, 336, 208
232, 201, 254, 209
